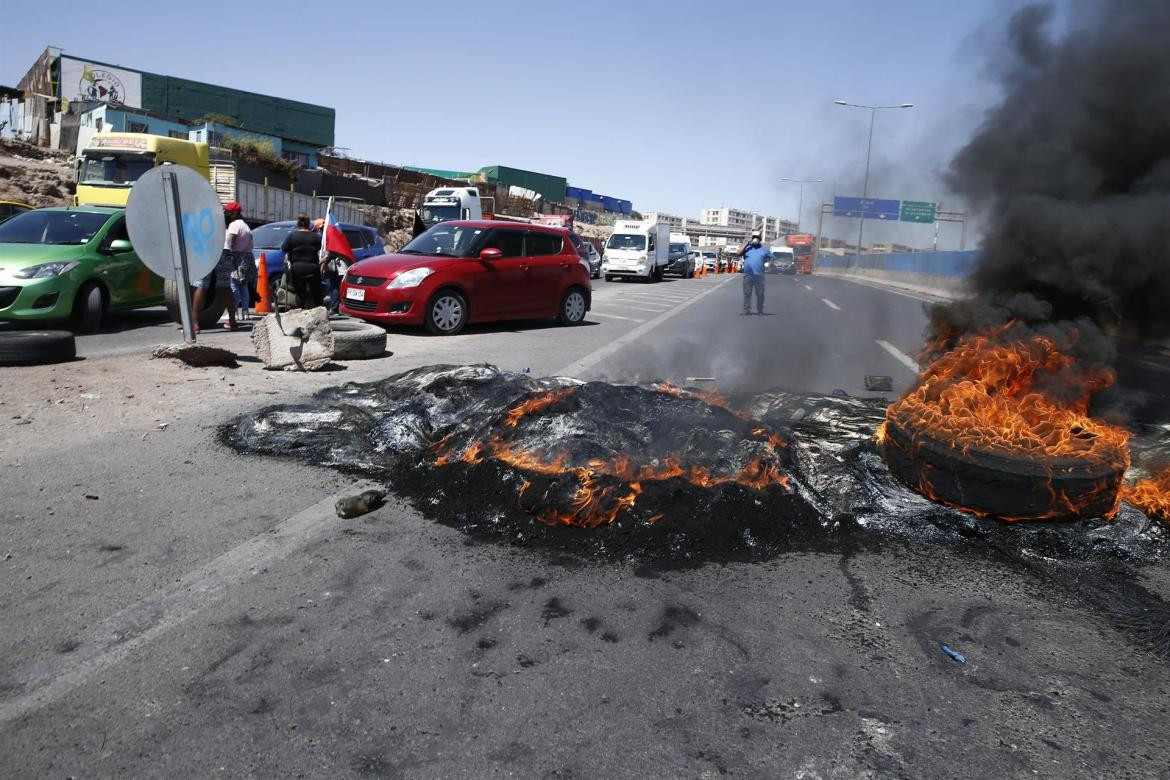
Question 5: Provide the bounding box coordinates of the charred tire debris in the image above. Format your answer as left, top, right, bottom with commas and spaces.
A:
225, 364, 1163, 552
224, 365, 1170, 654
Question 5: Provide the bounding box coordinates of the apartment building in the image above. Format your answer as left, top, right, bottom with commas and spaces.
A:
642, 212, 685, 229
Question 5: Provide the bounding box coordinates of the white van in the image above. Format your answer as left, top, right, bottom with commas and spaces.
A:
602, 220, 671, 282
767, 245, 796, 274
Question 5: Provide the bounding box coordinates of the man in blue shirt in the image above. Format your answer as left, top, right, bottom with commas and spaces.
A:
739, 231, 772, 315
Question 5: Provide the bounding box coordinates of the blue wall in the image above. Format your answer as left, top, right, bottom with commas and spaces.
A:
816, 250, 979, 278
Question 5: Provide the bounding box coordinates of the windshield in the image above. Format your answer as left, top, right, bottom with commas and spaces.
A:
0, 210, 109, 245
791, 245, 812, 257
80, 153, 155, 186
669, 243, 687, 255
606, 233, 646, 251
420, 205, 461, 225
252, 223, 295, 249
399, 223, 485, 257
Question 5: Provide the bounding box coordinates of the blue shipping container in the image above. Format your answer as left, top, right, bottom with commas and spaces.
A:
618, 200, 632, 215
584, 191, 603, 203
601, 196, 621, 212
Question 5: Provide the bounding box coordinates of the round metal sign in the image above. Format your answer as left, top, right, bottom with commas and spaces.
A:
126, 165, 225, 284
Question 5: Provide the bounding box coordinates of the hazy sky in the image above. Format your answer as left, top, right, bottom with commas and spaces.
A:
2, 0, 1069, 248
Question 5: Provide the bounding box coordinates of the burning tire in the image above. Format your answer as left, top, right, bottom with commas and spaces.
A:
881, 415, 1126, 521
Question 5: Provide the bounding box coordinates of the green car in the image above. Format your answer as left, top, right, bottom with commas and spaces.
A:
0, 206, 164, 333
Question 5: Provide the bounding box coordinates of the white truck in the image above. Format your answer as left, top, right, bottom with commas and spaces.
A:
419, 187, 496, 227
602, 219, 671, 282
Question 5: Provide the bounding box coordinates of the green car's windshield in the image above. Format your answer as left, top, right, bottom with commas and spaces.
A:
0, 210, 110, 245
400, 224, 485, 257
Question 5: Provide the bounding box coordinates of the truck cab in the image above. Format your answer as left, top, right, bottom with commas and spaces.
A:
601, 220, 670, 282
420, 187, 489, 227
75, 133, 211, 207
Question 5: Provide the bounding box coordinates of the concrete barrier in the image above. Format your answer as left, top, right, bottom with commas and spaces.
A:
814, 250, 979, 300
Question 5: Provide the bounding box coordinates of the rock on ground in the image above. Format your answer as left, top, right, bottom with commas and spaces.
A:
150, 343, 239, 367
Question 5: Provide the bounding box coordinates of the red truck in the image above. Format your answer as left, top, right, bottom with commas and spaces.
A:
786, 233, 815, 274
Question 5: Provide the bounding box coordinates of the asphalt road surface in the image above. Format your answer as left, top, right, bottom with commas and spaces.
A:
2, 273, 1167, 778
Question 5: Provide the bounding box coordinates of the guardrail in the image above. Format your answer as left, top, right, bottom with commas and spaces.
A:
815, 250, 979, 299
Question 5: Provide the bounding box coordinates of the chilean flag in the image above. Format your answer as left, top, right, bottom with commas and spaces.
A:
323, 197, 355, 263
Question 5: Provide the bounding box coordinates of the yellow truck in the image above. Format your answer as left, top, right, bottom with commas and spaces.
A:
75, 132, 212, 207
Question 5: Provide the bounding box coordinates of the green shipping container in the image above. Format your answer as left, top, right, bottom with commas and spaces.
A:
140, 73, 334, 147
478, 165, 567, 204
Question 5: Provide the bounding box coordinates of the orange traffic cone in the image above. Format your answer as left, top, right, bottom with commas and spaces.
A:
255, 252, 273, 313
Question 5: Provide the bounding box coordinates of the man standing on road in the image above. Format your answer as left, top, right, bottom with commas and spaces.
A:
739, 231, 771, 315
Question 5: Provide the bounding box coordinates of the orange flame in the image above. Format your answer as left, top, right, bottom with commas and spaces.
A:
504, 388, 573, 427
432, 385, 793, 528
886, 329, 1129, 463
1121, 467, 1170, 523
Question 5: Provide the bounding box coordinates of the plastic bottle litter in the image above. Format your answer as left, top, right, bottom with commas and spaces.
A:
940, 644, 966, 664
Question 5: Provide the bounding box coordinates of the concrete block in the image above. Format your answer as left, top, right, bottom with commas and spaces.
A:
251, 307, 335, 371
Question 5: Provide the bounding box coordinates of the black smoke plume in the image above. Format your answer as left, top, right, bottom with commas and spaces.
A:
942, 0, 1170, 342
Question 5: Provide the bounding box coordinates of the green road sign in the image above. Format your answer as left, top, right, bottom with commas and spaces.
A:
900, 201, 936, 223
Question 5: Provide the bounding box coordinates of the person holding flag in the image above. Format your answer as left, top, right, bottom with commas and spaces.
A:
318, 197, 355, 314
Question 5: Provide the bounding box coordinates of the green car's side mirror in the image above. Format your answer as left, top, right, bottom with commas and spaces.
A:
109, 239, 133, 253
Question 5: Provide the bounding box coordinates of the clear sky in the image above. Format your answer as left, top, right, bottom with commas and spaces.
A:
2, 0, 1064, 248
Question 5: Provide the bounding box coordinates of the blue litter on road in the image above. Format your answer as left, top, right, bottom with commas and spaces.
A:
941, 644, 966, 664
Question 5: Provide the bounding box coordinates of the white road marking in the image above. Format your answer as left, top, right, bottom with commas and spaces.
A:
876, 340, 920, 373
0, 488, 381, 726
817, 274, 950, 303
558, 274, 737, 377
804, 284, 812, 291
821, 298, 841, 311
602, 301, 673, 311
608, 291, 693, 302
587, 311, 645, 323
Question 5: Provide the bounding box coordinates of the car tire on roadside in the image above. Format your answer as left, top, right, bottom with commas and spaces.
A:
164, 278, 228, 329
0, 330, 77, 366
558, 286, 588, 326
72, 281, 106, 334
604, 274, 614, 283
425, 289, 468, 336
330, 318, 388, 359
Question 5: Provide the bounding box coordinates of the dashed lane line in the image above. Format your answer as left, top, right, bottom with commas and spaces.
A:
821, 298, 841, 311
558, 274, 738, 377
804, 284, 812, 291
876, 339, 920, 373
587, 310, 645, 323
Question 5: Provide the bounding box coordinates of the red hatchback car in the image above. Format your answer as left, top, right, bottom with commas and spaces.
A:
340, 220, 592, 335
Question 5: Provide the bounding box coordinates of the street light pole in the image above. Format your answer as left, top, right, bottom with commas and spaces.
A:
779, 177, 823, 233
834, 100, 913, 259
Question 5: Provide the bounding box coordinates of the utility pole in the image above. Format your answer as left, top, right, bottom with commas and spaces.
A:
834, 100, 914, 261
780, 177, 822, 233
